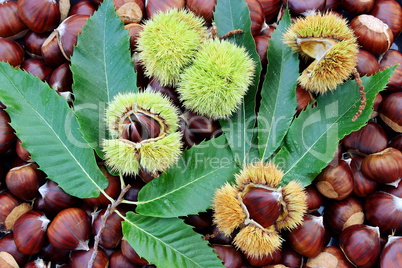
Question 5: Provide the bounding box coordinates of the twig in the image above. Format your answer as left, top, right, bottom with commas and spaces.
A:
219, 29, 244, 40
87, 184, 131, 268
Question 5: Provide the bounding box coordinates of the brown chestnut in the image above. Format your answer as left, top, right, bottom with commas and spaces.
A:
146, 0, 185, 19
305, 245, 354, 268
21, 58, 53, 82
370, 0, 402, 39
380, 236, 402, 268
380, 177, 402, 198
258, 0, 281, 23
339, 224, 381, 268
0, 191, 32, 232
121, 238, 149, 265
340, 0, 374, 14
147, 77, 181, 107
211, 244, 243, 268
68, 0, 96, 16
0, 108, 16, 155
17, 0, 61, 33
295, 85, 313, 117
245, 247, 281, 266
69, 247, 109, 268
287, 0, 326, 15
361, 147, 402, 184
324, 196, 364, 234
37, 241, 70, 264
286, 214, 328, 258
5, 162, 46, 201
349, 154, 378, 198
0, 38, 25, 67
15, 138, 31, 162
186, 0, 216, 24
342, 121, 388, 155
0, 1, 28, 39
379, 49, 402, 91
279, 244, 304, 268
13, 210, 50, 255
23, 31, 50, 58
365, 191, 402, 234
245, 0, 265, 36
48, 62, 73, 93
314, 159, 354, 200
0, 233, 29, 265
47, 207, 91, 250
92, 207, 125, 249
57, 15, 90, 60
356, 49, 380, 77
349, 14, 393, 55
242, 187, 282, 228
379, 92, 402, 133
115, 0, 143, 24
110, 250, 138, 268
124, 23, 143, 52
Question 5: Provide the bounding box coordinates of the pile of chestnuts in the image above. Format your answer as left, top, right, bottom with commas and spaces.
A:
0, 0, 401, 267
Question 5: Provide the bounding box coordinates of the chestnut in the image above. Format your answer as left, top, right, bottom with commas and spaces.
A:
48, 62, 73, 93
110, 250, 138, 268
21, 58, 53, 82
258, 0, 282, 24
38, 180, 80, 217
286, 0, 326, 15
286, 214, 328, 258
279, 244, 304, 268
323, 196, 364, 234
145, 0, 185, 19
245, 247, 281, 266
295, 85, 313, 117
13, 210, 50, 255
304, 185, 323, 213
47, 207, 91, 251
17, 0, 61, 33
183, 211, 213, 233
68, 0, 96, 16
23, 259, 47, 268
5, 162, 46, 201
254, 29, 273, 66
15, 138, 31, 162
245, 0, 265, 36
41, 31, 68, 67
92, 207, 126, 249
84, 166, 120, 208
340, 0, 374, 14
211, 244, 243, 268
186, 0, 216, 24
23, 31, 50, 58
305, 246, 354, 268
378, 92, 402, 133
380, 236, 402, 268
0, 190, 32, 232
314, 159, 354, 200
370, 0, 402, 39
182, 110, 221, 140
37, 241, 70, 264
121, 238, 149, 265
0, 0, 28, 39
356, 49, 380, 77
0, 108, 16, 155
339, 224, 381, 268
0, 38, 25, 67
379, 49, 402, 91
349, 14, 393, 55
147, 77, 181, 107
115, 0, 143, 24
0, 251, 19, 268
342, 121, 388, 155
349, 154, 378, 198
361, 147, 402, 184
69, 247, 109, 268
380, 177, 402, 198
242, 187, 282, 228
0, 233, 29, 265
365, 191, 402, 234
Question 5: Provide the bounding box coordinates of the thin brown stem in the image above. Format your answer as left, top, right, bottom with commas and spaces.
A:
87, 184, 131, 268
352, 69, 366, 121
219, 29, 244, 40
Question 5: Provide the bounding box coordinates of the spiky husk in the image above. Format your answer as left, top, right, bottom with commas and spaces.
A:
275, 181, 307, 231
212, 183, 246, 236
298, 39, 358, 93
102, 132, 182, 175
283, 12, 356, 56
177, 39, 255, 119
137, 9, 208, 86
235, 162, 283, 190
233, 224, 283, 258
106, 91, 180, 138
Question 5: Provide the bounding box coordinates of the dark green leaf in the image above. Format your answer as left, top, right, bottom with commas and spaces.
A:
273, 67, 396, 186
135, 135, 239, 217
122, 213, 225, 268
71, 0, 137, 158
258, 9, 299, 161
0, 63, 108, 198
214, 0, 262, 165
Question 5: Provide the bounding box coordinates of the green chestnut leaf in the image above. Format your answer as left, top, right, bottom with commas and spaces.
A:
71, 0, 137, 158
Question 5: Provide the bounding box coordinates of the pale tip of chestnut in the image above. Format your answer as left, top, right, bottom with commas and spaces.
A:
0, 251, 19, 268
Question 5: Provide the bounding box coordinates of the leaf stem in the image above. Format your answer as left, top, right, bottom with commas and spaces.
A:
87, 184, 131, 268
